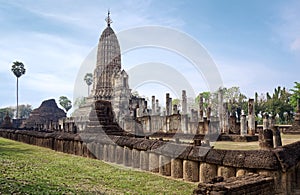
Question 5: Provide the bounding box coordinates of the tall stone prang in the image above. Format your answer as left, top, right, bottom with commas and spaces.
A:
92, 11, 121, 100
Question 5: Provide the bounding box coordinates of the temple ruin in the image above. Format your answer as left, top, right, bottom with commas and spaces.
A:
1, 12, 300, 195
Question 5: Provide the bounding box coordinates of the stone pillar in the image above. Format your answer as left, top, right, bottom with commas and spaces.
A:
218, 89, 224, 133
132, 149, 140, 168
199, 163, 217, 183
240, 114, 247, 136
166, 93, 171, 116
236, 169, 249, 177
271, 116, 282, 148
123, 147, 132, 167
223, 102, 229, 134
103, 144, 109, 161
140, 151, 149, 171
248, 98, 256, 135
109, 144, 116, 163
159, 155, 171, 176
116, 146, 124, 164
172, 104, 178, 115
171, 159, 183, 178
183, 160, 199, 182
155, 99, 160, 115
151, 95, 156, 115
259, 114, 274, 150
149, 153, 159, 173
217, 166, 236, 179
207, 106, 211, 121
182, 90, 187, 115
95, 143, 103, 160
199, 93, 204, 121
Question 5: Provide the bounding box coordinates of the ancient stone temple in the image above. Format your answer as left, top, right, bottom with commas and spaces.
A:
92, 11, 122, 100
73, 12, 131, 133
23, 99, 66, 129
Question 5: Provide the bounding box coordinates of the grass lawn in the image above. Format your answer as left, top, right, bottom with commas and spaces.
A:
213, 134, 300, 150
0, 138, 196, 194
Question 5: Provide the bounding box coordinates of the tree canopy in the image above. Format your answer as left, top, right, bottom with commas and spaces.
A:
59, 96, 72, 112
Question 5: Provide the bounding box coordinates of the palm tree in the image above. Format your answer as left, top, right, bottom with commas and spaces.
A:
11, 61, 26, 119
84, 73, 93, 96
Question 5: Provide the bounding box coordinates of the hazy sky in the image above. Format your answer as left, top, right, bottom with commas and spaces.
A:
1, 0, 299, 110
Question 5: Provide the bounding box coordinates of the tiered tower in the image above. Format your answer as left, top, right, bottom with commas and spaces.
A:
92, 11, 121, 100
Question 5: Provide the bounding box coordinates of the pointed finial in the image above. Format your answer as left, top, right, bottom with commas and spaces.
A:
105, 9, 112, 26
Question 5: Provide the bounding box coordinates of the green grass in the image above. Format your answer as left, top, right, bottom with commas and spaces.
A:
213, 134, 300, 150
0, 138, 196, 194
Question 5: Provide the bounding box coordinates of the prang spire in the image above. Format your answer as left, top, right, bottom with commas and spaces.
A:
105, 10, 112, 26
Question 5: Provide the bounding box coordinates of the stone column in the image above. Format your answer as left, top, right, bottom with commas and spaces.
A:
218, 88, 224, 132
181, 90, 188, 134
207, 106, 211, 121
159, 155, 171, 176
199, 163, 217, 183
171, 159, 183, 178
155, 99, 160, 115
182, 90, 187, 115
149, 153, 159, 173
223, 102, 229, 134
123, 147, 132, 167
166, 93, 171, 116
217, 166, 236, 179
199, 93, 204, 121
240, 114, 247, 136
259, 113, 274, 150
183, 160, 199, 182
270, 115, 282, 148
173, 104, 178, 115
140, 151, 149, 171
248, 98, 256, 135
132, 149, 140, 168
116, 146, 124, 164
151, 95, 156, 115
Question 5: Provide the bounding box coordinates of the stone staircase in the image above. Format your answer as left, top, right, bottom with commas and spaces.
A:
84, 100, 125, 135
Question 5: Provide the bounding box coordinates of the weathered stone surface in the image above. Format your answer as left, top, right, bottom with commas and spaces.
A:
132, 149, 140, 168
222, 150, 246, 167
123, 147, 132, 166
160, 143, 192, 159
171, 158, 183, 178
194, 173, 275, 195
149, 153, 159, 173
115, 146, 124, 164
188, 146, 210, 161
244, 150, 280, 170
273, 141, 300, 171
159, 155, 171, 176
217, 166, 235, 179
205, 149, 226, 165
24, 99, 66, 129
183, 160, 199, 182
199, 162, 217, 183
140, 151, 149, 171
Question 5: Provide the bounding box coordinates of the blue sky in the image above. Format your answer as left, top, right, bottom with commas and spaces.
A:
0, 0, 299, 110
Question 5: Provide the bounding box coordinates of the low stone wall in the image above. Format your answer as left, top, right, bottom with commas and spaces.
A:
1, 129, 300, 194
193, 173, 274, 195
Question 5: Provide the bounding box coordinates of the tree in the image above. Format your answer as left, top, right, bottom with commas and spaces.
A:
0, 107, 14, 124
290, 82, 300, 110
59, 96, 72, 113
18, 104, 32, 118
84, 73, 93, 96
11, 61, 26, 118
74, 97, 86, 108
